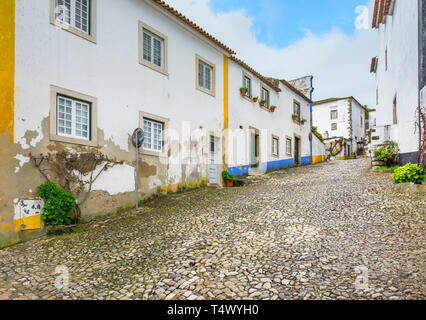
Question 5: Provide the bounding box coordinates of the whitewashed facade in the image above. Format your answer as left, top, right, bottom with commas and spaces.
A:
370, 0, 425, 164
313, 97, 367, 157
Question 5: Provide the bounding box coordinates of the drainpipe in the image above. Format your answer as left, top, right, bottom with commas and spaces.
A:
418, 0, 423, 164
310, 76, 315, 162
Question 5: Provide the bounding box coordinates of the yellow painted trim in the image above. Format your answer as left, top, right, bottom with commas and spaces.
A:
223, 55, 229, 131
312, 155, 326, 164
0, 0, 15, 142
14, 214, 43, 232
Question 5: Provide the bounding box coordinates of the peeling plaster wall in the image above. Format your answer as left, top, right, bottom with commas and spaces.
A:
3, 0, 227, 246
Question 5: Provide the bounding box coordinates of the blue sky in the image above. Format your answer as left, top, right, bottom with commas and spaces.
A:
208, 0, 370, 48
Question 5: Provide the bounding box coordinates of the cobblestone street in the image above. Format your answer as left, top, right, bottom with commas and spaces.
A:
0, 159, 424, 300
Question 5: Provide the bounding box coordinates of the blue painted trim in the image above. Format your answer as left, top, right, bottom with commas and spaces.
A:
301, 156, 312, 166
309, 76, 315, 160
265, 159, 294, 172
228, 165, 250, 178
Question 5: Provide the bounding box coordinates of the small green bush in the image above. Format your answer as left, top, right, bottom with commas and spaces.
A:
393, 164, 425, 185
37, 182, 75, 225
374, 143, 399, 167
222, 170, 237, 183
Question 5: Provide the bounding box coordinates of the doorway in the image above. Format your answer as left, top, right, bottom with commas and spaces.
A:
209, 135, 219, 184
294, 136, 301, 166
250, 131, 260, 169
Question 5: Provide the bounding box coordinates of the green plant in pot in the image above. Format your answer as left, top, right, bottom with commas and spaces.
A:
301, 118, 307, 125
374, 141, 399, 167
259, 100, 267, 107
240, 87, 249, 96
270, 105, 277, 112
222, 170, 237, 187
252, 96, 259, 103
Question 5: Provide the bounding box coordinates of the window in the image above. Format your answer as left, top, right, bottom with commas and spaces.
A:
293, 101, 301, 122
393, 95, 397, 124
360, 116, 363, 128
272, 136, 279, 157
385, 48, 388, 72
261, 86, 270, 108
196, 55, 216, 96
50, 0, 96, 42
139, 22, 168, 75
50, 85, 98, 147
286, 138, 292, 155
330, 110, 338, 120
143, 118, 164, 152
139, 111, 169, 157
57, 96, 90, 139
331, 123, 337, 131
243, 75, 252, 98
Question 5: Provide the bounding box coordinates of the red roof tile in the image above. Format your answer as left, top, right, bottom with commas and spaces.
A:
150, 0, 236, 55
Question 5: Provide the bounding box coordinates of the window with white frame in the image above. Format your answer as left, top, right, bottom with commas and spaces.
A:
57, 95, 91, 140
272, 136, 279, 156
198, 60, 213, 91
143, 118, 164, 152
331, 123, 338, 131
142, 29, 164, 68
330, 110, 338, 120
261, 87, 270, 108
55, 0, 91, 34
243, 75, 252, 98
286, 138, 292, 155
293, 101, 301, 122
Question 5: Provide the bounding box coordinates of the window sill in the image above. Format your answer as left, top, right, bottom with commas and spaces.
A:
196, 86, 216, 97
50, 134, 98, 147
50, 20, 96, 44
139, 60, 169, 76
260, 106, 271, 112
272, 154, 279, 159
141, 149, 168, 158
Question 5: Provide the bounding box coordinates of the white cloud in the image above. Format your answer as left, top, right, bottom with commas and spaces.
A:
166, 0, 378, 106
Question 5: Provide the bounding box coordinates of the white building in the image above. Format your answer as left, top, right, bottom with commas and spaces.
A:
313, 97, 368, 157
370, 0, 425, 164
227, 58, 314, 177
0, 0, 327, 247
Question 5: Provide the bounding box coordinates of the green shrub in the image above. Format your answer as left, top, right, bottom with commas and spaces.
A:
374, 142, 399, 167
222, 170, 237, 183
37, 182, 75, 225
312, 126, 324, 142
393, 164, 425, 184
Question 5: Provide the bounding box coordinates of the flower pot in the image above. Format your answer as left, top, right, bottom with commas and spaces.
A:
226, 180, 234, 187
240, 90, 247, 97
259, 102, 265, 107
270, 107, 276, 113
292, 116, 297, 121
252, 97, 258, 103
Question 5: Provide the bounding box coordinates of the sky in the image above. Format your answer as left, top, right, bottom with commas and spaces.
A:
166, 0, 378, 107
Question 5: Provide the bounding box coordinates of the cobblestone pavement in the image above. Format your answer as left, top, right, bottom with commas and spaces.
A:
0, 159, 425, 300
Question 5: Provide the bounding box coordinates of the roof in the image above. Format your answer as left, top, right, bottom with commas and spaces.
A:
150, 0, 236, 55
230, 56, 281, 92
272, 78, 313, 103
372, 0, 393, 28
370, 56, 378, 73
313, 97, 368, 111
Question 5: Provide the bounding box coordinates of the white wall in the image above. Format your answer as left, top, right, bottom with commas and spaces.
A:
374, 0, 419, 154
14, 0, 227, 193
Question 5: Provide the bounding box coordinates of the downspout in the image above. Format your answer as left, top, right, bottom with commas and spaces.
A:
418, 0, 423, 164
310, 76, 314, 163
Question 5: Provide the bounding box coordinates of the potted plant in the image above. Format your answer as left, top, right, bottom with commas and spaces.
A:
222, 170, 236, 187
259, 100, 267, 107
252, 96, 259, 103
240, 87, 249, 96
301, 118, 307, 125
270, 105, 277, 112
292, 114, 298, 121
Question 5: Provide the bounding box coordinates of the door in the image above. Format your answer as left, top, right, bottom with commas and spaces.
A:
250, 133, 259, 168
294, 137, 300, 165
209, 136, 218, 184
